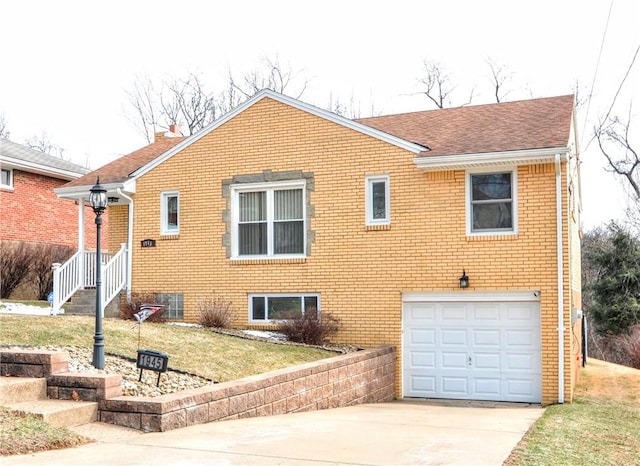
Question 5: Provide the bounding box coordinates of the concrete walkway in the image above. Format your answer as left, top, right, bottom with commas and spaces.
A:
1, 401, 544, 466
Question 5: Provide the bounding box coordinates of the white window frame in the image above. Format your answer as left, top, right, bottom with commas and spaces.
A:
1, 167, 13, 189
161, 191, 180, 235
365, 175, 390, 225
248, 293, 320, 322
231, 180, 306, 259
466, 168, 518, 236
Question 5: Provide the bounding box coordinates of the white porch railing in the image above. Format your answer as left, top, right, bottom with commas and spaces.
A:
52, 243, 127, 315
101, 244, 127, 312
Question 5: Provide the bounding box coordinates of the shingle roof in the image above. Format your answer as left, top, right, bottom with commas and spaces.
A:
0, 138, 90, 178
356, 95, 575, 157
63, 136, 186, 188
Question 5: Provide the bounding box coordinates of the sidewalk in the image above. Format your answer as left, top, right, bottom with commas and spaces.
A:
1, 400, 544, 466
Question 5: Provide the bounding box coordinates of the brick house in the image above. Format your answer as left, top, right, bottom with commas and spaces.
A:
0, 138, 104, 249
56, 90, 582, 405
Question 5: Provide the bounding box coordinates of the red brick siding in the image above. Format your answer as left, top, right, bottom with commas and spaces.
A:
0, 169, 108, 250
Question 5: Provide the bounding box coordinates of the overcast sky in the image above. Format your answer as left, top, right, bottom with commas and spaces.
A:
1, 0, 638, 230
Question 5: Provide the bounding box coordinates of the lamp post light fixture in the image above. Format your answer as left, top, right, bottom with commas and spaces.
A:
89, 177, 108, 369
459, 269, 469, 289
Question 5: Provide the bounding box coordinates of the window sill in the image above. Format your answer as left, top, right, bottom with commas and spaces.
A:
160, 234, 180, 240
466, 233, 518, 242
0, 186, 14, 192
230, 257, 307, 265
365, 224, 391, 231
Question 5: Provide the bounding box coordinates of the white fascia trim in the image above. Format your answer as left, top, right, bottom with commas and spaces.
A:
413, 147, 570, 171
131, 90, 429, 180
0, 156, 87, 180
402, 290, 541, 302
54, 182, 128, 200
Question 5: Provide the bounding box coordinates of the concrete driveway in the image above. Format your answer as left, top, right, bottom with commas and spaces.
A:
3, 401, 544, 466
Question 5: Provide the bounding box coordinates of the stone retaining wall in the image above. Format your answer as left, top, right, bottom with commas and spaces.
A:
0, 346, 396, 433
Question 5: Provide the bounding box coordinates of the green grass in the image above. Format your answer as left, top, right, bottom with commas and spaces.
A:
506, 363, 640, 465
0, 407, 91, 456
0, 314, 335, 382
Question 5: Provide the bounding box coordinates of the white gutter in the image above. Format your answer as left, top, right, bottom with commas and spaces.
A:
413, 147, 569, 171
555, 153, 565, 404
117, 188, 134, 303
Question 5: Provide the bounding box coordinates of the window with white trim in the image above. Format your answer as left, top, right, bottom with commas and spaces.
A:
232, 181, 305, 258
249, 294, 319, 321
1, 168, 13, 188
468, 170, 517, 234
161, 191, 179, 234
365, 175, 390, 225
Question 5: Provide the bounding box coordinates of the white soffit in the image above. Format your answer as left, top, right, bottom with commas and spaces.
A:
413, 147, 570, 171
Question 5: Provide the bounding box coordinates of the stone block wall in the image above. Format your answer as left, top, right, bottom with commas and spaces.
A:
100, 346, 396, 432
1, 346, 395, 433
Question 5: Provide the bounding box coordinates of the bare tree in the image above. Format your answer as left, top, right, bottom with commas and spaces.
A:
125, 72, 215, 143
594, 45, 639, 203
126, 57, 309, 142
486, 57, 513, 103
125, 75, 164, 143
24, 131, 65, 158
0, 112, 9, 139
417, 59, 455, 109
228, 55, 308, 101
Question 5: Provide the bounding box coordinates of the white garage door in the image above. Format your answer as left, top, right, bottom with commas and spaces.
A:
402, 292, 541, 403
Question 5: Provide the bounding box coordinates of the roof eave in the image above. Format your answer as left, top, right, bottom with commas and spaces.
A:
413, 147, 571, 172
0, 155, 88, 180
54, 181, 130, 200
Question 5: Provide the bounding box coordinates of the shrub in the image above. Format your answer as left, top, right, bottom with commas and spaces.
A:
617, 325, 640, 369
30, 243, 74, 300
197, 296, 233, 328
121, 292, 168, 323
276, 308, 339, 345
0, 241, 37, 299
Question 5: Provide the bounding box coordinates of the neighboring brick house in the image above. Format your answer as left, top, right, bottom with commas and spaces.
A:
0, 138, 106, 250
56, 90, 582, 405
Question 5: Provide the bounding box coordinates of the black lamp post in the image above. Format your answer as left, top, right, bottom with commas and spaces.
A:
89, 177, 108, 369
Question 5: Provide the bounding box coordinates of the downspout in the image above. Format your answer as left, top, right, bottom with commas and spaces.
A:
555, 154, 565, 404
117, 188, 133, 302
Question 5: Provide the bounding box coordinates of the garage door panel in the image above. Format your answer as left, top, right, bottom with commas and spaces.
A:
441, 329, 467, 345
505, 378, 540, 401
410, 328, 436, 345
409, 304, 437, 321
441, 352, 468, 369
506, 303, 537, 321
474, 353, 500, 369
473, 378, 501, 397
403, 298, 541, 403
441, 304, 467, 320
506, 329, 538, 348
473, 304, 500, 321
410, 351, 436, 368
409, 375, 437, 394
505, 353, 537, 371
473, 329, 500, 346
441, 376, 468, 396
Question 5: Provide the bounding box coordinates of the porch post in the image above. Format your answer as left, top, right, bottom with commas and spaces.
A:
78, 196, 86, 288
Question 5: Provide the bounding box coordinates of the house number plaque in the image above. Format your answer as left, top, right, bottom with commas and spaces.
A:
141, 239, 156, 248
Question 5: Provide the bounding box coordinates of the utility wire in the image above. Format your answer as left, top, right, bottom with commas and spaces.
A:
581, 0, 614, 147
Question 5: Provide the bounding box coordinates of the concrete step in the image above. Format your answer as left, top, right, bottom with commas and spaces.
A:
6, 399, 98, 428
0, 377, 46, 404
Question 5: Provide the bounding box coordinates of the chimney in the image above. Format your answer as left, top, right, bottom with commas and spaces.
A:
154, 125, 181, 142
